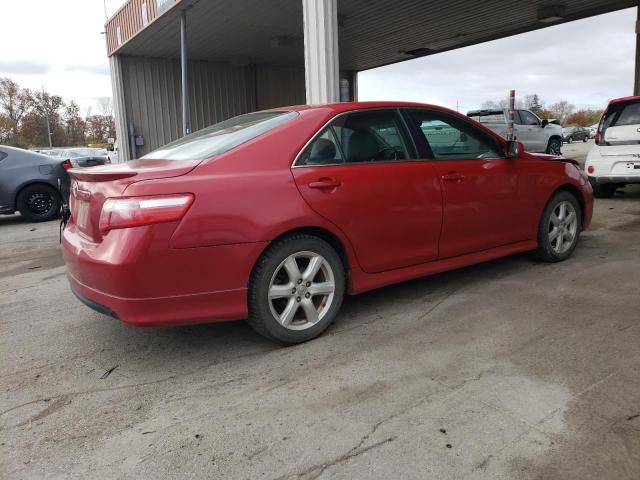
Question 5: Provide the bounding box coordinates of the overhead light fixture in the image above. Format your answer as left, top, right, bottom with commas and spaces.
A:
424, 33, 467, 51
538, 4, 566, 23
400, 47, 436, 58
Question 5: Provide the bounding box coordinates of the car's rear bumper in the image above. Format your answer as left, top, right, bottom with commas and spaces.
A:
66, 270, 248, 326
62, 221, 268, 327
589, 175, 640, 184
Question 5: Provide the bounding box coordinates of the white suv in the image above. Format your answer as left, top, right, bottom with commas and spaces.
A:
585, 96, 640, 198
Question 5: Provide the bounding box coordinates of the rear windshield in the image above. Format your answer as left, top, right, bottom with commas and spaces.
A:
600, 100, 640, 145
143, 111, 299, 161
467, 112, 504, 123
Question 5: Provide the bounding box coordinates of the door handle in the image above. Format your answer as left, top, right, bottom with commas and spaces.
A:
308, 178, 342, 189
441, 173, 465, 182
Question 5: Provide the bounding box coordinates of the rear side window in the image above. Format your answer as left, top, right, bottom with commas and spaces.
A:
0, 151, 7, 162
144, 111, 298, 161
298, 109, 416, 166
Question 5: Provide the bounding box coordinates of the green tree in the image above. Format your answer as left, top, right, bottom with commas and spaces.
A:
32, 90, 65, 146
525, 94, 545, 116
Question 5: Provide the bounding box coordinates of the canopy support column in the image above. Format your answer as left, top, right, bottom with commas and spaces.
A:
302, 0, 340, 104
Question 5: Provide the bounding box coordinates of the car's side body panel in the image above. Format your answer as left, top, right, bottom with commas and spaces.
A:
60, 101, 594, 328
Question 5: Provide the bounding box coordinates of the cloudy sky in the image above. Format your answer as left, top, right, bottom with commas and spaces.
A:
358, 7, 637, 111
0, 2, 635, 114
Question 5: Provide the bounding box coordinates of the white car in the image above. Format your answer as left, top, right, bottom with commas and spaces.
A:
586, 96, 640, 198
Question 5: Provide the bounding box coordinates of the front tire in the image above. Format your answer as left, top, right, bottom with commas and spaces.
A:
248, 235, 345, 344
567, 136, 573, 144
534, 191, 582, 262
547, 137, 562, 155
16, 184, 61, 222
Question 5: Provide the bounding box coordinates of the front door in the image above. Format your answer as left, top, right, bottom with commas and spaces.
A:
292, 109, 442, 274
407, 109, 530, 259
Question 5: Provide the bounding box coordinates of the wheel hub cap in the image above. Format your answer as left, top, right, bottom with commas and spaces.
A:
548, 200, 578, 254
268, 251, 336, 331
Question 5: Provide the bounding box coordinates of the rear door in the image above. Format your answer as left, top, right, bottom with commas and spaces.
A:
292, 109, 442, 274
407, 109, 531, 258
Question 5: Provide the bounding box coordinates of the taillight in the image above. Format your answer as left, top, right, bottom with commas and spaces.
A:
99, 194, 194, 233
62, 160, 73, 170
587, 165, 594, 174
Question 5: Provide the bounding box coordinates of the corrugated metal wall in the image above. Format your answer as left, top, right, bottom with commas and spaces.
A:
119, 56, 304, 157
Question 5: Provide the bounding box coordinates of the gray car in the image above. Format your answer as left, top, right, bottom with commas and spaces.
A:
0, 146, 70, 222
58, 147, 111, 168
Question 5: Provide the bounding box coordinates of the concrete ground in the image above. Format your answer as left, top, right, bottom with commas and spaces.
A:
1, 142, 639, 479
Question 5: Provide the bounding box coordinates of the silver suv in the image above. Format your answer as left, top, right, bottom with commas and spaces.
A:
467, 109, 563, 155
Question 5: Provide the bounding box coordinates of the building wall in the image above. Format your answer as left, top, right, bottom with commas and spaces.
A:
118, 56, 305, 157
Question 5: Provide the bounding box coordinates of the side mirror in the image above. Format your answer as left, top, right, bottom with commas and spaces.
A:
541, 119, 549, 128
506, 140, 522, 160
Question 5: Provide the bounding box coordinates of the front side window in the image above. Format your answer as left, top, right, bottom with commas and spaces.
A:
144, 111, 298, 161
409, 110, 504, 160
518, 110, 540, 126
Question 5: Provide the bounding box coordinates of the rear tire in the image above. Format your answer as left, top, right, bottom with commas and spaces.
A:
248, 234, 345, 345
547, 137, 562, 155
534, 191, 582, 263
16, 184, 61, 222
592, 183, 618, 199
583, 136, 588, 143
567, 136, 573, 144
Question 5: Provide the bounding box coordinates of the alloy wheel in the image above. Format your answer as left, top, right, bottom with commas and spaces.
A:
268, 251, 336, 331
548, 200, 578, 254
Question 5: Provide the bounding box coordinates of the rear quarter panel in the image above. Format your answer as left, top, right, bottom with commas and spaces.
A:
123, 107, 357, 254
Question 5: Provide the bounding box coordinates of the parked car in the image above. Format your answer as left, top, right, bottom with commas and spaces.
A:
0, 145, 71, 221
62, 102, 593, 344
58, 147, 111, 168
586, 95, 640, 198
562, 127, 589, 143
467, 108, 563, 155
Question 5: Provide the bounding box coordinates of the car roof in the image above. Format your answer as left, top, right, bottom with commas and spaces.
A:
608, 95, 640, 106
266, 101, 462, 115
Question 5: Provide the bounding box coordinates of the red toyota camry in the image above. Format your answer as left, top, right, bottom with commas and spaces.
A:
62, 102, 593, 344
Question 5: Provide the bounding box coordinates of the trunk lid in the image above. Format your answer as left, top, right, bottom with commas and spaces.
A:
69, 159, 199, 242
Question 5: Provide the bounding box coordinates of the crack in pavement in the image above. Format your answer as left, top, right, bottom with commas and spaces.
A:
293, 436, 396, 480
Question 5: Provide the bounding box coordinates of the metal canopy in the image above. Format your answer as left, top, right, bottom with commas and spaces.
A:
111, 0, 636, 71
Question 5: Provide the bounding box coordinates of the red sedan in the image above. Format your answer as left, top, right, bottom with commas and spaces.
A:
62, 102, 593, 344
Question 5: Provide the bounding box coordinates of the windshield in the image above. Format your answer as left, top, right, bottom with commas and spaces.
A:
143, 111, 299, 161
